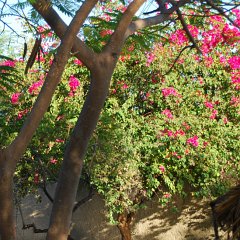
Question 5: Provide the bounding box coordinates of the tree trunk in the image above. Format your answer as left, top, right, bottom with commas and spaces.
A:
0, 149, 16, 240
0, 2, 95, 239
47, 62, 115, 239
117, 212, 134, 240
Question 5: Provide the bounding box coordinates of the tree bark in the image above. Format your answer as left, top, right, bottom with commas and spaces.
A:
117, 212, 134, 240
0, 1, 95, 239
47, 54, 116, 239
0, 149, 16, 240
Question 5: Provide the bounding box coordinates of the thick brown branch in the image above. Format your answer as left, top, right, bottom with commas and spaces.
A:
125, 0, 191, 37
31, 0, 97, 70
104, 0, 146, 54
8, 0, 98, 167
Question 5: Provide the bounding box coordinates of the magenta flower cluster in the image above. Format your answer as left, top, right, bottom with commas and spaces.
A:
204, 101, 214, 109
186, 136, 199, 147
169, 29, 188, 45
161, 109, 173, 119
68, 75, 80, 96
11, 92, 21, 104
1, 60, 15, 67
228, 56, 240, 70
73, 59, 83, 66
162, 87, 178, 97
28, 80, 44, 94
169, 25, 199, 45
231, 71, 240, 89
146, 52, 155, 66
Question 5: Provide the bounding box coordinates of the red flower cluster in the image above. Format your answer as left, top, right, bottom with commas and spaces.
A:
186, 135, 199, 147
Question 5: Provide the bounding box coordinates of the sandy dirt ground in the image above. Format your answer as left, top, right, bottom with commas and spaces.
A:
16, 184, 221, 240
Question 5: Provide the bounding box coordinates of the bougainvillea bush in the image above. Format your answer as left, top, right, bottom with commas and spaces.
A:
84, 12, 240, 221
0, 6, 239, 227
0, 45, 89, 195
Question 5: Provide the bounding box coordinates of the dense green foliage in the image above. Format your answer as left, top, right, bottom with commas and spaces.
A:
0, 0, 239, 226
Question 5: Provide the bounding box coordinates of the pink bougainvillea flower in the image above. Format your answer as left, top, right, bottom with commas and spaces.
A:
167, 130, 173, 137
223, 117, 228, 124
222, 25, 240, 44
73, 59, 83, 66
146, 52, 155, 66
231, 71, 240, 86
163, 193, 171, 199
37, 25, 53, 38
172, 152, 182, 159
100, 29, 113, 37
174, 129, 185, 137
50, 158, 58, 164
230, 96, 240, 106
1, 60, 15, 67
201, 28, 223, 54
232, 9, 240, 26
28, 79, 44, 95
204, 101, 214, 109
11, 92, 21, 104
159, 165, 165, 173
188, 25, 199, 38
204, 56, 214, 67
161, 109, 173, 119
203, 141, 209, 147
210, 109, 218, 120
219, 55, 227, 65
160, 129, 174, 137
187, 135, 199, 147
162, 87, 178, 97
121, 83, 129, 90
17, 109, 28, 120
228, 56, 240, 70
169, 29, 188, 45
209, 15, 224, 23
55, 139, 64, 143
69, 75, 80, 93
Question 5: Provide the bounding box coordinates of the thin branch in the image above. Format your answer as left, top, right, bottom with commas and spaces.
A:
3, 2, 37, 32
0, 23, 5, 35
176, 9, 202, 54
0, 0, 7, 16
22, 223, 48, 233
38, 159, 54, 203
18, 3, 36, 34
143, 0, 167, 15
163, 45, 194, 76
72, 187, 94, 212
175, 5, 240, 18
0, 19, 25, 39
205, 0, 240, 29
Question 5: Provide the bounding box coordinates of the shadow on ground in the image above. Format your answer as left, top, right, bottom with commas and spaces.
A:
16, 184, 217, 240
